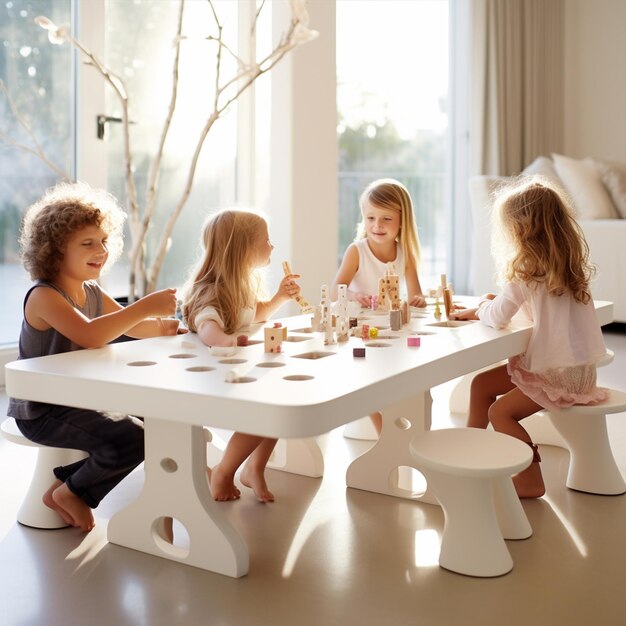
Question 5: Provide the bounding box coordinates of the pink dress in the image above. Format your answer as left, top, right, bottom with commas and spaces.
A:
477, 281, 609, 411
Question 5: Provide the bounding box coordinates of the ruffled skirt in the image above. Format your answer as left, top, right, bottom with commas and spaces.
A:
508, 356, 610, 412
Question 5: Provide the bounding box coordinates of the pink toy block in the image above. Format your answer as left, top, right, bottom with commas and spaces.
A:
407, 336, 421, 347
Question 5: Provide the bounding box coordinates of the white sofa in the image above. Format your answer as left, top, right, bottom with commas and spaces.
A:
469, 171, 626, 323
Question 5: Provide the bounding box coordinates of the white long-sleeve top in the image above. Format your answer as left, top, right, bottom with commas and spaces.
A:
477, 281, 609, 409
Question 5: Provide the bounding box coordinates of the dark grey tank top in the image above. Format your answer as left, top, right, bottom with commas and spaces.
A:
8, 281, 104, 420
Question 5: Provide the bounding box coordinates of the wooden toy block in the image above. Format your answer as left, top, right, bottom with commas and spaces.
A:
370, 295, 378, 310
349, 317, 358, 328
282, 261, 313, 313
264, 326, 283, 353
400, 300, 409, 325
353, 347, 366, 357
377, 263, 400, 311
361, 324, 370, 340
407, 336, 421, 347
443, 287, 453, 318
337, 318, 349, 342
369, 327, 378, 338
434, 300, 442, 320
236, 335, 249, 347
390, 309, 402, 331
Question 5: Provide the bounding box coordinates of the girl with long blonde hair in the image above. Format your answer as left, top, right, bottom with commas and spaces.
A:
452, 176, 609, 498
182, 208, 302, 502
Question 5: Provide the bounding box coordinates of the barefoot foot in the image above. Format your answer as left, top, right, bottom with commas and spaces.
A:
240, 466, 274, 503
43, 479, 75, 526
513, 463, 546, 499
52, 483, 95, 532
208, 465, 240, 501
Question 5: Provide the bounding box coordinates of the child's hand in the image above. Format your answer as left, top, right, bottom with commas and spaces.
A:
449, 307, 479, 321
278, 273, 302, 301
141, 288, 178, 318
353, 293, 372, 307
409, 294, 427, 308
159, 318, 184, 336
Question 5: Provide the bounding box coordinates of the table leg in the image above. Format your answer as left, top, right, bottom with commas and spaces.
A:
346, 391, 437, 502
266, 438, 324, 477
107, 419, 249, 577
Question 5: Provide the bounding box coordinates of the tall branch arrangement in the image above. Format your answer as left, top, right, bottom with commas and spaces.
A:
2, 0, 317, 300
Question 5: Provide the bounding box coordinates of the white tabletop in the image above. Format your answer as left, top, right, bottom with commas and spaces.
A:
5, 299, 614, 439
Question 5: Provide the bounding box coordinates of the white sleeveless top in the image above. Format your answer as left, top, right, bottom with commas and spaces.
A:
348, 238, 406, 297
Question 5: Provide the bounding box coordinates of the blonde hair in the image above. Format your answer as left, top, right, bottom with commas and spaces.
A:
182, 208, 268, 334
492, 175, 594, 303
19, 181, 126, 281
356, 178, 421, 269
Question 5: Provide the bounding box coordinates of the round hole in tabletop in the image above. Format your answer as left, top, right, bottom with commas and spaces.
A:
283, 374, 314, 381
161, 457, 178, 472
168, 353, 197, 359
219, 358, 247, 365
256, 362, 286, 368
127, 361, 157, 367
366, 342, 391, 348
185, 366, 215, 372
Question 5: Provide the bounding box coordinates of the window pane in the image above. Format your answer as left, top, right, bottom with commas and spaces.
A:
0, 0, 72, 345
337, 0, 449, 292
102, 0, 238, 298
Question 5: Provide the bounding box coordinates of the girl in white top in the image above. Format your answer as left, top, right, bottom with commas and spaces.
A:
452, 176, 609, 498
331, 178, 427, 434
332, 178, 426, 307
182, 208, 302, 502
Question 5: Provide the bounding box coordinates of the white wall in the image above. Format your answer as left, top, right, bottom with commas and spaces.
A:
268, 1, 337, 312
564, 0, 626, 161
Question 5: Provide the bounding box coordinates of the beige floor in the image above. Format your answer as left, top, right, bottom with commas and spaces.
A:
1, 325, 626, 626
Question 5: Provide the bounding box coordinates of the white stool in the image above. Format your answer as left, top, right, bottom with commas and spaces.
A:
544, 388, 626, 495
1, 418, 87, 529
410, 428, 533, 577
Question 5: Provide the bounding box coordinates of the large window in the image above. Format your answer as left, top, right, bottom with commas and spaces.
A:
337, 0, 450, 291
0, 0, 248, 345
0, 0, 73, 344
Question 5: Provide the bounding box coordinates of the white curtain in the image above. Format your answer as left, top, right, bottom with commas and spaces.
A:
471, 0, 564, 176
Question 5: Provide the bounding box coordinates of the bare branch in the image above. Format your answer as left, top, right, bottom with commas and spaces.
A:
0, 79, 71, 180
129, 0, 186, 299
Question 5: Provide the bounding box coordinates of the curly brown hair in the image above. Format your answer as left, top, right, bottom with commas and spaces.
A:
19, 181, 126, 281
492, 176, 595, 304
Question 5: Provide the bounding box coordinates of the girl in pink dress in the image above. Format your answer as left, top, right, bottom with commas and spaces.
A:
451, 176, 609, 498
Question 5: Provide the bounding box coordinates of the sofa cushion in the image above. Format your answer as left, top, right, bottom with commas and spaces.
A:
594, 159, 626, 219
522, 156, 561, 185
551, 153, 619, 219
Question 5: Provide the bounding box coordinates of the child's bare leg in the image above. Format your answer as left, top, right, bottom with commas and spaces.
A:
209, 433, 263, 501
51, 482, 95, 532
467, 365, 514, 428
42, 479, 74, 526
369, 411, 382, 436
488, 388, 545, 498
241, 438, 278, 503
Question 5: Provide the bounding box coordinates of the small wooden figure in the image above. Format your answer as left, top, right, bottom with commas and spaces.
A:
434, 299, 442, 320
282, 261, 313, 313
390, 308, 402, 331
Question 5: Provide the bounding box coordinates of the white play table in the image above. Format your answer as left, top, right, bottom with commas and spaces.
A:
4, 298, 613, 576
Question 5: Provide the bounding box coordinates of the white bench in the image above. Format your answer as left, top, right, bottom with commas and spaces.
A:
410, 428, 533, 577
1, 417, 87, 529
